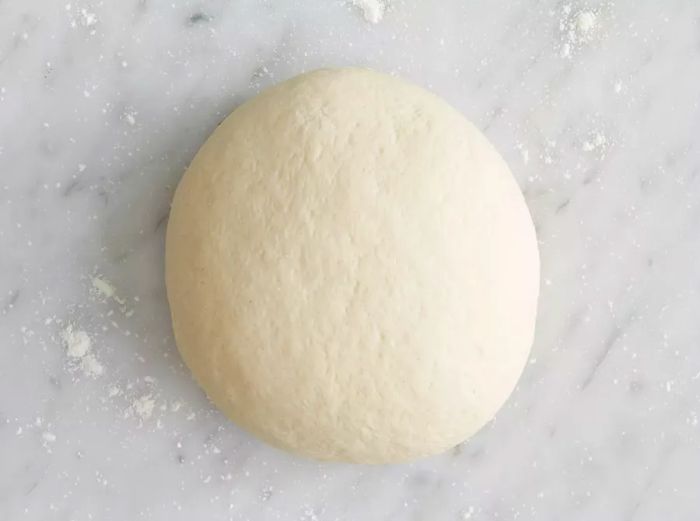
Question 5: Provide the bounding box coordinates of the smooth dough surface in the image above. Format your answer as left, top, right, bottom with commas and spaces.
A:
166, 68, 539, 464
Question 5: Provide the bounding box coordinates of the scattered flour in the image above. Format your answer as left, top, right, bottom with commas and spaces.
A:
80, 8, 98, 27
462, 506, 475, 520
261, 486, 274, 501
61, 324, 91, 358
67, 5, 98, 32
82, 354, 104, 377
688, 412, 698, 427
559, 7, 598, 58
41, 431, 57, 451
20, 326, 36, 346
301, 508, 319, 521
123, 111, 137, 126
60, 324, 104, 378
576, 11, 596, 34
350, 0, 385, 24
515, 143, 530, 164
132, 394, 156, 420
91, 274, 131, 313
92, 276, 116, 299
582, 131, 607, 153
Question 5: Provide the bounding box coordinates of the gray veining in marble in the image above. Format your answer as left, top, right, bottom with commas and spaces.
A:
1, 1, 700, 520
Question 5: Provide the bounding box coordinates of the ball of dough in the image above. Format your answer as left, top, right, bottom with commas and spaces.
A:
165, 68, 539, 464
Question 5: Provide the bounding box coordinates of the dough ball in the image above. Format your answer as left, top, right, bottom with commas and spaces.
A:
165, 68, 539, 463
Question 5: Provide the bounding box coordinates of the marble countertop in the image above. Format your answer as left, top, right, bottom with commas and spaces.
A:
2, 1, 699, 520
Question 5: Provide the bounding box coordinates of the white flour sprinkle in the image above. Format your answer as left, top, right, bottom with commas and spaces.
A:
80, 8, 98, 27
92, 276, 115, 298
301, 507, 319, 521
42, 431, 57, 451
350, 0, 385, 24
82, 354, 104, 377
91, 275, 133, 315
61, 324, 91, 358
559, 7, 598, 58
582, 131, 607, 152
132, 394, 156, 420
576, 11, 596, 34
68, 5, 98, 32
688, 412, 698, 427
20, 326, 35, 345
123, 111, 137, 126
60, 324, 104, 378
516, 143, 530, 164
261, 486, 273, 501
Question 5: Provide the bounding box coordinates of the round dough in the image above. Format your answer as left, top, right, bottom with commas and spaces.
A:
166, 68, 539, 464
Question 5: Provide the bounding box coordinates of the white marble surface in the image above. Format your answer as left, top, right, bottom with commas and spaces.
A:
1, 1, 700, 519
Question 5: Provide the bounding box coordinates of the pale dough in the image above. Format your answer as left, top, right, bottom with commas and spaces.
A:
165, 68, 539, 464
